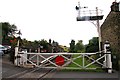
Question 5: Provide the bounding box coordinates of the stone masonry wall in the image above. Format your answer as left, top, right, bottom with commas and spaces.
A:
101, 11, 120, 70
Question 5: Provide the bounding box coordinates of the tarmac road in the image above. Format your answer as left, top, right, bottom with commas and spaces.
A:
1, 55, 30, 78
47, 71, 119, 80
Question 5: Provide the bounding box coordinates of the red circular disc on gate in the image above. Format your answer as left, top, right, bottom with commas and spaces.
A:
55, 56, 64, 66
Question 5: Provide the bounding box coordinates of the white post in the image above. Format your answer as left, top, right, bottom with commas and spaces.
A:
23, 50, 27, 65
104, 41, 112, 73
96, 7, 101, 52
37, 48, 40, 65
14, 46, 19, 66
103, 42, 107, 68
14, 30, 21, 66
107, 52, 112, 73
14, 40, 20, 66
78, 2, 80, 18
82, 54, 85, 68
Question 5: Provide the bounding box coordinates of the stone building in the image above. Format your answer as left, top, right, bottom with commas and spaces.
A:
0, 24, 2, 44
101, 2, 120, 70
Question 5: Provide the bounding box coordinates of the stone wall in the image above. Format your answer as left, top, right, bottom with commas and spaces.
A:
101, 12, 120, 53
101, 11, 120, 70
0, 23, 2, 44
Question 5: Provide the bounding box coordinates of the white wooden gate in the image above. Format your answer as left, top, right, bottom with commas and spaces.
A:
14, 41, 112, 73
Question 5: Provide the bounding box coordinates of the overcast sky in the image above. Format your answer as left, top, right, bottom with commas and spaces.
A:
0, 0, 115, 46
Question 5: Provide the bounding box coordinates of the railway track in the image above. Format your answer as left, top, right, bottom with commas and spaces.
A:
39, 68, 56, 79
6, 67, 56, 79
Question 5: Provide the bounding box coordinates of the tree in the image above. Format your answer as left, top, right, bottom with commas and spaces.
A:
85, 37, 99, 53
39, 39, 48, 49
75, 40, 85, 53
1, 22, 17, 45
0, 22, 18, 63
69, 39, 75, 52
49, 39, 51, 44
2, 22, 17, 38
51, 40, 59, 53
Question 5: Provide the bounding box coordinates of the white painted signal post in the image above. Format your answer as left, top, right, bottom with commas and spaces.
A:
76, 1, 103, 52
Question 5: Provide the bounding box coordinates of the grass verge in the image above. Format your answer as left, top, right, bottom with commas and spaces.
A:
61, 54, 104, 72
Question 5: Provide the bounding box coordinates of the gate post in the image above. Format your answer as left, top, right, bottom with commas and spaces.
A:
104, 41, 112, 73
14, 40, 20, 66
14, 46, 19, 66
23, 50, 27, 65
103, 42, 107, 68
37, 48, 40, 66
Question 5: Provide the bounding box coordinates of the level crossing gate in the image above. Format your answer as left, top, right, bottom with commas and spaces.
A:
14, 41, 112, 73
